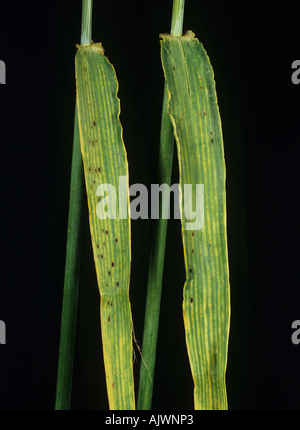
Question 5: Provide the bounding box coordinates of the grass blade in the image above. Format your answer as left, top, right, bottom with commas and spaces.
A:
160, 31, 230, 410
75, 43, 135, 410
55, 0, 92, 410
55, 107, 83, 410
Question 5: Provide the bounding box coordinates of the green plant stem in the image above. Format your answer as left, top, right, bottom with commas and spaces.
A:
137, 0, 185, 411
171, 0, 185, 36
81, 0, 93, 45
55, 0, 93, 411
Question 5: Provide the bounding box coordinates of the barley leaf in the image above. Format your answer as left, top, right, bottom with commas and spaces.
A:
75, 42, 135, 410
160, 31, 230, 410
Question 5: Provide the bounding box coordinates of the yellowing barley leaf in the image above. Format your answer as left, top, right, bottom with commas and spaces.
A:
160, 31, 230, 410
75, 42, 135, 410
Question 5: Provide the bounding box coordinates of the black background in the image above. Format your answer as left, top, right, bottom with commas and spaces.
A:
0, 0, 299, 410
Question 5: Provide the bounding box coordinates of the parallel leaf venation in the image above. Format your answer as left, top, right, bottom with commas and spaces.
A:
76, 43, 135, 410
160, 32, 230, 410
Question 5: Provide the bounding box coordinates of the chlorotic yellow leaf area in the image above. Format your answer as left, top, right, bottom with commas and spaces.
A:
75, 43, 135, 410
161, 31, 230, 410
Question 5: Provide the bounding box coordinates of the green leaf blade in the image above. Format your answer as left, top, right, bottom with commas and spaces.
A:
75, 43, 135, 410
160, 31, 230, 410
